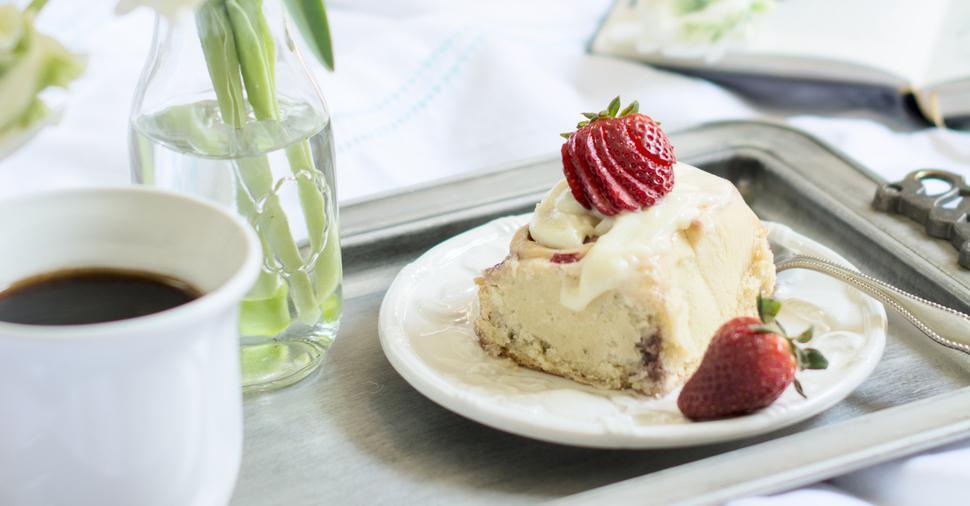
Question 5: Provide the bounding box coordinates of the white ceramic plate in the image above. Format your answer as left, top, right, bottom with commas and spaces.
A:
378, 216, 887, 448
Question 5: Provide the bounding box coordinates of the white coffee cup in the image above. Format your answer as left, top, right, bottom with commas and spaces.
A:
0, 187, 261, 506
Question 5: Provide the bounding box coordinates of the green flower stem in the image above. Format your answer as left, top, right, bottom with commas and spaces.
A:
196, 1, 246, 127
198, 0, 284, 311
234, 177, 290, 335
223, 0, 341, 307
225, 0, 277, 119
286, 133, 341, 306
284, 141, 324, 249
313, 211, 341, 302
232, 176, 277, 298
225, 0, 329, 256
235, 156, 321, 324
197, 0, 324, 327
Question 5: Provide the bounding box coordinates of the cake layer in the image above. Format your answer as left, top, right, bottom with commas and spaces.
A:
475, 163, 775, 395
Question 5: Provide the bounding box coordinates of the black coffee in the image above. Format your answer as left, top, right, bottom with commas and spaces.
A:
0, 268, 201, 325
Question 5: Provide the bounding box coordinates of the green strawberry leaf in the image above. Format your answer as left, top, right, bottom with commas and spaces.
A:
582, 112, 598, 120
757, 294, 781, 323
793, 378, 806, 398
796, 326, 814, 343
801, 348, 829, 370
607, 96, 621, 117
620, 100, 639, 116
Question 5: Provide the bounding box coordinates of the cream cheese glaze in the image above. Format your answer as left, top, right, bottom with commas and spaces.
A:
529, 163, 736, 311
528, 180, 601, 249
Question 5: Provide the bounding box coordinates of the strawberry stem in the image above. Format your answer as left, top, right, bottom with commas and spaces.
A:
753, 295, 829, 375
561, 96, 645, 139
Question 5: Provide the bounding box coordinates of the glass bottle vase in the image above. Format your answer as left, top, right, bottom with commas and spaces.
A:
128, 0, 342, 393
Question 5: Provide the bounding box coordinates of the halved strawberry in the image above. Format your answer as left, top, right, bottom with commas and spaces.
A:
560, 97, 675, 215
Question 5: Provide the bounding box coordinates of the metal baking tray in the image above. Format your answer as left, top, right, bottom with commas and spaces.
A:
230, 121, 970, 505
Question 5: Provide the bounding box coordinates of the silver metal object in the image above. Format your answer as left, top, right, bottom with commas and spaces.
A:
231, 121, 970, 506
772, 239, 970, 355
873, 168, 970, 269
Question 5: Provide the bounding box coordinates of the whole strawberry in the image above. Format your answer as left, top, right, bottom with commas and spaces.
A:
560, 97, 675, 216
677, 296, 828, 421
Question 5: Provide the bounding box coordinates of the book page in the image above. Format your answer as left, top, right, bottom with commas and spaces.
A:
737, 0, 946, 85
593, 0, 949, 87
920, 1, 970, 87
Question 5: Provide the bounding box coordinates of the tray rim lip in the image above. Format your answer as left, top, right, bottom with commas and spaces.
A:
377, 214, 888, 449
554, 386, 970, 505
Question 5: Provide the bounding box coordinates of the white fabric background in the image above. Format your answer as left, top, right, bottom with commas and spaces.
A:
2, 0, 969, 503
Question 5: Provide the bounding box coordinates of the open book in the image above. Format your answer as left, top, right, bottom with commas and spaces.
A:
592, 0, 970, 126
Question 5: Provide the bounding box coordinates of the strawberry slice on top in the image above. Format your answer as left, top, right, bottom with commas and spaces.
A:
560, 97, 675, 216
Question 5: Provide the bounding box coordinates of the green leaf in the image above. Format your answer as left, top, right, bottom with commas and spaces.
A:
757, 295, 781, 323
560, 132, 572, 138
577, 120, 589, 128
582, 112, 598, 120
607, 96, 621, 117
793, 379, 806, 398
620, 100, 639, 116
796, 326, 814, 343
284, 0, 334, 71
801, 348, 829, 370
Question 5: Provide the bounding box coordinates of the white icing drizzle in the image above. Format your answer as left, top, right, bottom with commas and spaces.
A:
528, 180, 601, 249
529, 163, 736, 311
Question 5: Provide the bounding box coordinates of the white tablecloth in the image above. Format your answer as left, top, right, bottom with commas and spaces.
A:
3, 1, 969, 503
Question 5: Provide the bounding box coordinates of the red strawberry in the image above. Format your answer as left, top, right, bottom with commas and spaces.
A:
677, 296, 829, 421
567, 129, 619, 215
560, 97, 675, 215
561, 142, 590, 209
575, 125, 639, 212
